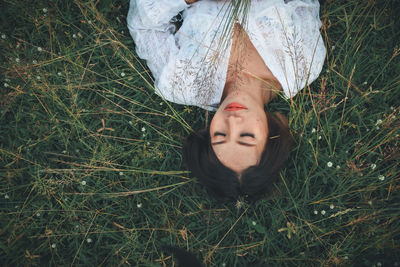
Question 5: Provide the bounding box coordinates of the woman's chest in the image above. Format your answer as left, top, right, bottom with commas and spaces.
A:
226, 23, 275, 85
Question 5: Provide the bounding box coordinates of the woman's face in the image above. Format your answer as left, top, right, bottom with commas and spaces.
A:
210, 97, 269, 174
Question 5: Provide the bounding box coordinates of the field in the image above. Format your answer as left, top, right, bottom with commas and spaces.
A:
1, 0, 399, 266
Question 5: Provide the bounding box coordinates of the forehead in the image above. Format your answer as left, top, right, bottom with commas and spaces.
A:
212, 142, 262, 173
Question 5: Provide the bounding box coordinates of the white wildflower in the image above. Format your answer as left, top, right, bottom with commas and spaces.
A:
72, 33, 77, 39
336, 165, 341, 169
32, 60, 37, 64
344, 256, 348, 260
57, 72, 62, 76
1, 34, 6, 39
371, 163, 377, 170
4, 194, 9, 199
311, 128, 316, 133
119, 172, 123, 176
88, 20, 92, 24
327, 162, 333, 168
222, 263, 227, 267
61, 150, 66, 154
330, 204, 334, 209
252, 221, 257, 226
120, 72, 125, 77
376, 126, 380, 130
159, 102, 163, 106
375, 119, 383, 125
86, 238, 92, 243
313, 210, 318, 215
128, 121, 132, 125
390, 106, 394, 110
42, 8, 48, 13
146, 142, 150, 145
318, 135, 322, 140
368, 200, 372, 205
36, 75, 41, 80
331, 46, 335, 50
363, 81, 367, 85
321, 210, 326, 215
378, 175, 385, 181
15, 58, 20, 63
51, 243, 56, 248
141, 127, 146, 132
37, 47, 43, 52
81, 180, 87, 186
235, 200, 244, 210
36, 212, 41, 217
4, 83, 9, 88
137, 203, 142, 208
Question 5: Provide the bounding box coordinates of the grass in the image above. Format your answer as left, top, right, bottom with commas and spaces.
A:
1, 0, 399, 266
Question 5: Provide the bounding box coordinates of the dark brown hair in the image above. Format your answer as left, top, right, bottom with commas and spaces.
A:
183, 111, 293, 202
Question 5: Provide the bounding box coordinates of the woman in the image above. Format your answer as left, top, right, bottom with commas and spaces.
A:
127, 0, 326, 201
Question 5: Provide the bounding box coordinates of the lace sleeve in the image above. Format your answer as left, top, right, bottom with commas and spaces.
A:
127, 0, 188, 80
251, 0, 326, 98
134, 0, 188, 27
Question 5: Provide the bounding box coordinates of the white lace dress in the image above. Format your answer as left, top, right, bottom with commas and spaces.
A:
127, 0, 326, 110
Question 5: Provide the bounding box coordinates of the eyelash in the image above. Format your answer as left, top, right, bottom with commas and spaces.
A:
241, 133, 254, 138
214, 132, 226, 137
214, 132, 254, 138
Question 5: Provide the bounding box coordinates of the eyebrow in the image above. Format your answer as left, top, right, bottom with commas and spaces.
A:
211, 141, 256, 147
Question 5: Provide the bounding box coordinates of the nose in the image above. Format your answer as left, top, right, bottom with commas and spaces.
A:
226, 114, 243, 124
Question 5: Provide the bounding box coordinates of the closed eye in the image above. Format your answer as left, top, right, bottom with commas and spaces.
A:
240, 133, 254, 138
214, 132, 226, 137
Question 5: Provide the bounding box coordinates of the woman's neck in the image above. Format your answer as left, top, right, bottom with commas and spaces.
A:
222, 72, 278, 105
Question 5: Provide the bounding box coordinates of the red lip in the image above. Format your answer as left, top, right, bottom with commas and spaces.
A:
224, 102, 247, 111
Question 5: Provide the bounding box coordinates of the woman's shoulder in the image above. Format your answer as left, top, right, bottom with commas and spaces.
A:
248, 0, 325, 98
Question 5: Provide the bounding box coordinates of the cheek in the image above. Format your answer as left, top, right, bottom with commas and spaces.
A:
254, 117, 268, 138
209, 114, 218, 134
210, 113, 222, 130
